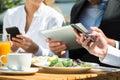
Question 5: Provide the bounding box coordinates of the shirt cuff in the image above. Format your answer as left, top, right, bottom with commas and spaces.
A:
66, 50, 69, 58
99, 45, 120, 66
34, 48, 55, 56
115, 41, 119, 49
34, 47, 42, 56
34, 47, 69, 57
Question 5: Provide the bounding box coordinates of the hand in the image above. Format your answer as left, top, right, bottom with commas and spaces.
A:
90, 27, 116, 47
74, 28, 108, 59
46, 38, 67, 57
11, 34, 39, 54
88, 0, 102, 4
73, 28, 82, 45
11, 44, 19, 52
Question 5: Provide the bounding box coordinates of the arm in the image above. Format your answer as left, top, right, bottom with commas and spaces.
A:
3, 11, 38, 54
74, 29, 108, 59
74, 27, 120, 67
3, 10, 19, 52
12, 34, 39, 54
44, 11, 67, 57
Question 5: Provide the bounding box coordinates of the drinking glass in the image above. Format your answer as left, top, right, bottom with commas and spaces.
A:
0, 34, 11, 67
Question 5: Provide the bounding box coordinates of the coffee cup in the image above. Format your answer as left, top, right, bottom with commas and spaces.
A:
0, 53, 32, 71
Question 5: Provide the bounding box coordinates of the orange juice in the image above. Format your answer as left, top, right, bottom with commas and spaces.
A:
0, 41, 11, 63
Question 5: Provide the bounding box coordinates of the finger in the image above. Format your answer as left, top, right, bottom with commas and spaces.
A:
12, 37, 23, 43
59, 51, 66, 58
51, 43, 66, 52
16, 34, 28, 40
90, 27, 102, 33
82, 37, 91, 48
87, 41, 95, 50
15, 34, 23, 39
76, 38, 81, 44
51, 44, 66, 55
46, 37, 51, 43
12, 36, 27, 46
79, 34, 85, 43
12, 41, 21, 47
49, 41, 61, 48
54, 49, 66, 57
61, 51, 66, 55
73, 29, 80, 38
14, 35, 26, 43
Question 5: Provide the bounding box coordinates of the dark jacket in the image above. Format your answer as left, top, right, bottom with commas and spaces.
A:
70, 0, 120, 68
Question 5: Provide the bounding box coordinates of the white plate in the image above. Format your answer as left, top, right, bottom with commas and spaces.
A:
34, 63, 91, 74
0, 67, 39, 75
85, 62, 99, 68
39, 66, 91, 74
34, 62, 99, 68
93, 66, 120, 72
34, 62, 101, 74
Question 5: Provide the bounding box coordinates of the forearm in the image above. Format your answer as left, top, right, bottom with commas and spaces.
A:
107, 38, 116, 47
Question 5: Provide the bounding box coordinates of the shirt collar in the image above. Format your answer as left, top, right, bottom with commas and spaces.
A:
22, 5, 26, 17
34, 2, 45, 17
22, 2, 46, 17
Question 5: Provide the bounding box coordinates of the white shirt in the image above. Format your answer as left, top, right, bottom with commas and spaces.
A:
3, 3, 65, 56
100, 45, 120, 67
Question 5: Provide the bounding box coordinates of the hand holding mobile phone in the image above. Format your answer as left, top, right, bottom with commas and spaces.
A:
71, 24, 95, 42
6, 27, 20, 40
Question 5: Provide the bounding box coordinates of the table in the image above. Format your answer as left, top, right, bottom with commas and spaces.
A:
0, 67, 120, 80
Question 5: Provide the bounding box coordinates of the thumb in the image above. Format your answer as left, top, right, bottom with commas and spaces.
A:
90, 27, 101, 32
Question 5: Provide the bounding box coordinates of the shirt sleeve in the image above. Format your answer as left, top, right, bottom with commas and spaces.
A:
115, 41, 119, 49
34, 46, 55, 56
3, 10, 10, 35
100, 45, 120, 67
34, 47, 42, 56
66, 50, 69, 58
35, 47, 69, 58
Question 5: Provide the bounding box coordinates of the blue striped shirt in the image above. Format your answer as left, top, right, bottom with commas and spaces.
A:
79, 0, 108, 32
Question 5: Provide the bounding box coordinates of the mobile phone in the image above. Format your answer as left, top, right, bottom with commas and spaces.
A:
71, 24, 95, 42
6, 27, 20, 39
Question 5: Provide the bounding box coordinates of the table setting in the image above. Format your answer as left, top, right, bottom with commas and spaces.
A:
32, 56, 96, 74
31, 56, 120, 73
0, 54, 120, 80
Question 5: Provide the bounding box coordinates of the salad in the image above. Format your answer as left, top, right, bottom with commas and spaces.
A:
49, 58, 93, 67
32, 56, 93, 68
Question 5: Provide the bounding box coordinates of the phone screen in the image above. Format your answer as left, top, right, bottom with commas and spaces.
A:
6, 27, 20, 40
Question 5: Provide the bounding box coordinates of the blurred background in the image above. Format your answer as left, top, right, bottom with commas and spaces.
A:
0, 0, 80, 33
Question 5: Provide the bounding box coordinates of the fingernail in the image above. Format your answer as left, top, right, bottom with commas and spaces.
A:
57, 42, 61, 45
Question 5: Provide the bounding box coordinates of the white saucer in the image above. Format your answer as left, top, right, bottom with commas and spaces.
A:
0, 67, 39, 75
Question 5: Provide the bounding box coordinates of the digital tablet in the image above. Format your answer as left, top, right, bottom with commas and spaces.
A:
40, 23, 87, 50
71, 24, 95, 42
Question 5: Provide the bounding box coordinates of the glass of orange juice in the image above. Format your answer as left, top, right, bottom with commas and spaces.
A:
0, 34, 11, 67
